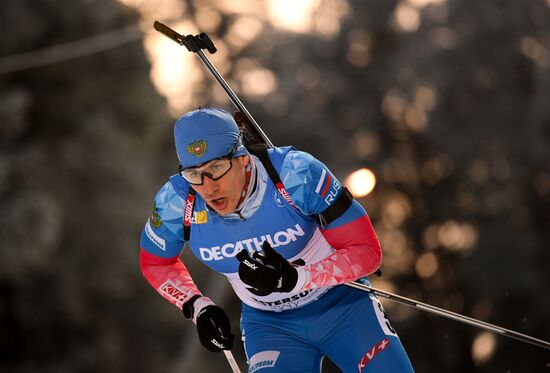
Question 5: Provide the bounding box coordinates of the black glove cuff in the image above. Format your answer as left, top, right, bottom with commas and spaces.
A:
182, 294, 201, 320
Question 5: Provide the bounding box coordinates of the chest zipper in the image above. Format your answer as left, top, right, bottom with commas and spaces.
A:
237, 211, 246, 221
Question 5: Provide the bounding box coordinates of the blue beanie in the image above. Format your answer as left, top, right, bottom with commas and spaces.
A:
174, 108, 248, 168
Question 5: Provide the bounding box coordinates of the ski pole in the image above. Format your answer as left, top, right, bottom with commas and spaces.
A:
346, 281, 550, 350
154, 22, 244, 372
153, 21, 550, 352
153, 21, 273, 147
223, 350, 241, 373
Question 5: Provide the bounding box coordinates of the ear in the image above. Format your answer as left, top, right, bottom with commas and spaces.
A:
238, 154, 250, 167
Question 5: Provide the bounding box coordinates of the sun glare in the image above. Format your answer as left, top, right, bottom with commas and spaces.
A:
471, 332, 497, 364
407, 0, 447, 8
117, 0, 352, 115
267, 0, 319, 33
392, 2, 420, 33
345, 168, 377, 198
144, 20, 202, 116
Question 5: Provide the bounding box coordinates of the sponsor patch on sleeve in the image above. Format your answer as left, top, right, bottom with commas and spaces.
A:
149, 202, 162, 228
145, 221, 166, 251
159, 281, 188, 306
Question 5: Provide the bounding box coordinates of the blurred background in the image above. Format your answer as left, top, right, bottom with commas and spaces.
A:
1, 0, 549, 372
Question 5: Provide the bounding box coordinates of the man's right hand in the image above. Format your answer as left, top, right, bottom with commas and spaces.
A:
196, 305, 235, 352
183, 295, 234, 352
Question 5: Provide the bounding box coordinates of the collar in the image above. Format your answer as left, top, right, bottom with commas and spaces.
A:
235, 157, 255, 211
211, 155, 267, 220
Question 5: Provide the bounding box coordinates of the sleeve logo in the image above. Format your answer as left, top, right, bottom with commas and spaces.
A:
145, 221, 166, 251
159, 281, 188, 306
149, 202, 162, 228
315, 168, 341, 205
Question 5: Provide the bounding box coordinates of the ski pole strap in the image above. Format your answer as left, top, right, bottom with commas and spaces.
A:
183, 187, 196, 241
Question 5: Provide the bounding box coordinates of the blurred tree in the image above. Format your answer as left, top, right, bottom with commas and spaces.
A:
0, 0, 180, 372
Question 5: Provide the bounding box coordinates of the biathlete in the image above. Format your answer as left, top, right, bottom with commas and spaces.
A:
140, 108, 414, 372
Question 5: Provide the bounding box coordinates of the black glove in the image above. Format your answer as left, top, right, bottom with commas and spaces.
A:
236, 241, 299, 295
183, 296, 234, 353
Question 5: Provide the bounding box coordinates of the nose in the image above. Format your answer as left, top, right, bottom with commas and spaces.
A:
201, 175, 220, 195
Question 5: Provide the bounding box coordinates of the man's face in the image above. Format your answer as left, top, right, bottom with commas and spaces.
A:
192, 155, 250, 215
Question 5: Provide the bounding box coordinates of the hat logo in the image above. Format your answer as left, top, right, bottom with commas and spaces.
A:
187, 140, 208, 157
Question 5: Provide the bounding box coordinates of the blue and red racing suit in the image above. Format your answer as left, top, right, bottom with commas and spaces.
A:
140, 146, 414, 372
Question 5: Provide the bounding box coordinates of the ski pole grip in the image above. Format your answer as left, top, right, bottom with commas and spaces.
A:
154, 21, 184, 45
153, 21, 217, 54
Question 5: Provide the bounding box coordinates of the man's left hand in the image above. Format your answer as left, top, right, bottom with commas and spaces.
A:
236, 241, 299, 294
